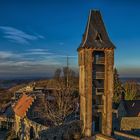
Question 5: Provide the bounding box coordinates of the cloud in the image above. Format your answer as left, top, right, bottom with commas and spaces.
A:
0, 26, 45, 45
0, 51, 14, 59
0, 50, 78, 66
0, 50, 78, 79
44, 54, 77, 58
27, 48, 53, 55
29, 49, 47, 52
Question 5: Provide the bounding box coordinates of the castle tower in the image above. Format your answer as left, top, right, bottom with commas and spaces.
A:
78, 10, 115, 137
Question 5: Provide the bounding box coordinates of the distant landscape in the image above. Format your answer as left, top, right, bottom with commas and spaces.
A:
121, 77, 140, 84
0, 0, 140, 139
0, 77, 139, 90
0, 78, 49, 89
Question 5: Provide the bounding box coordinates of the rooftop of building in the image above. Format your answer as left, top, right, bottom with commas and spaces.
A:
78, 10, 115, 51
123, 100, 140, 117
13, 94, 34, 118
114, 100, 140, 117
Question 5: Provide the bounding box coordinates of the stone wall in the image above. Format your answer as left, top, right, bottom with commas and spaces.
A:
24, 117, 49, 139
0, 115, 14, 129
114, 131, 140, 140
40, 120, 81, 140
121, 117, 140, 131
95, 134, 115, 140
15, 115, 49, 140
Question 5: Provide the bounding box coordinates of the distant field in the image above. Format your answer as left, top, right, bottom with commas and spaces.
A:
121, 77, 140, 83
0, 77, 140, 89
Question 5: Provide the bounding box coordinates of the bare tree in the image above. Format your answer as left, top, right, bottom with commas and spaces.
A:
45, 68, 78, 126
54, 68, 61, 81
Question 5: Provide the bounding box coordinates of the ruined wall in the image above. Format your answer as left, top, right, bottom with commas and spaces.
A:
14, 115, 21, 134
24, 117, 48, 139
102, 49, 114, 136
114, 131, 140, 140
40, 121, 81, 140
95, 134, 115, 140
79, 48, 93, 137
15, 115, 48, 140
79, 49, 86, 135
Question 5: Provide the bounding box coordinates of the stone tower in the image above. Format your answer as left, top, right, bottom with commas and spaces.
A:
77, 10, 115, 137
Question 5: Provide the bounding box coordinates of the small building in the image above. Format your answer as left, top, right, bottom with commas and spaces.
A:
116, 100, 140, 131
13, 94, 49, 140
0, 102, 14, 130
113, 100, 140, 139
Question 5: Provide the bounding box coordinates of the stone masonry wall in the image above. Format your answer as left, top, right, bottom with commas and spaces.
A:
40, 120, 81, 140
121, 117, 140, 131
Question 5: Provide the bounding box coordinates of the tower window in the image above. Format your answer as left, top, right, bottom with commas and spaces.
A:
95, 33, 102, 42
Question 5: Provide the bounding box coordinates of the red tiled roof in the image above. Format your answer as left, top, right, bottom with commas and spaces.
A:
13, 94, 34, 118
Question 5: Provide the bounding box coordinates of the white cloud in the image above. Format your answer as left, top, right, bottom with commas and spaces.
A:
0, 51, 14, 59
43, 55, 77, 58
0, 26, 45, 45
26, 48, 53, 55
29, 49, 47, 52
0, 50, 78, 78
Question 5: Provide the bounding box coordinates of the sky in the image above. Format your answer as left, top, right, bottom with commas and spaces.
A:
0, 0, 140, 79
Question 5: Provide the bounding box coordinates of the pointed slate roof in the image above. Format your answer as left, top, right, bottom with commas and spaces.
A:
123, 100, 140, 117
78, 10, 115, 51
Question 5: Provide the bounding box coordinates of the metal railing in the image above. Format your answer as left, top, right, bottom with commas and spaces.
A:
93, 72, 104, 79
96, 88, 104, 95
93, 105, 103, 113
94, 57, 105, 64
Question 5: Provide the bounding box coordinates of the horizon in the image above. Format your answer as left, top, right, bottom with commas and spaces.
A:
1, 76, 140, 81
0, 0, 140, 79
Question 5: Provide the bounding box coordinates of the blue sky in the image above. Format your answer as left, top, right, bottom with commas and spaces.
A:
0, 0, 140, 79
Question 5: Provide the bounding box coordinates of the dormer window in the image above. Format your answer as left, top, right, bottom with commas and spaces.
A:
95, 33, 102, 42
